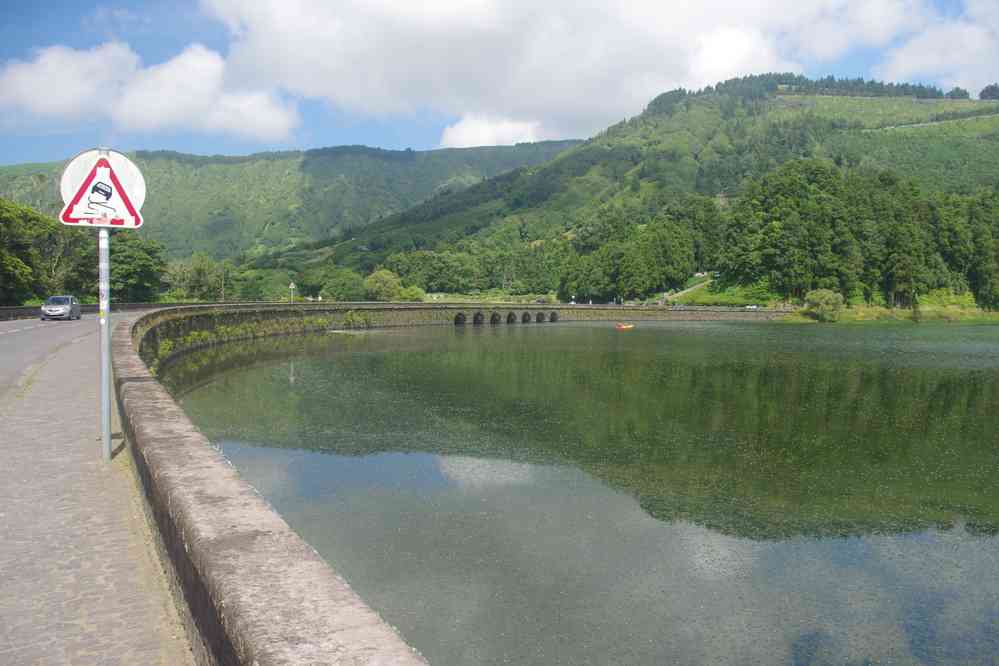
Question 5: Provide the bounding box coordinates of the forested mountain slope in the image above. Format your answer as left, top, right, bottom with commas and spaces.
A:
0, 141, 579, 259
319, 79, 999, 275
255, 75, 998, 310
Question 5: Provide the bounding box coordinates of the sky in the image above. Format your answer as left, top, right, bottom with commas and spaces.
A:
0, 0, 995, 165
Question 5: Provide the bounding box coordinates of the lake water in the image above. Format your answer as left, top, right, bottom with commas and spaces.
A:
172, 321, 999, 665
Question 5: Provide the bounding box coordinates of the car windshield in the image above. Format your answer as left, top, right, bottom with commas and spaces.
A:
45, 297, 70, 305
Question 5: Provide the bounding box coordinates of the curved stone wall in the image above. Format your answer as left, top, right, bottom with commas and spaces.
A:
114, 302, 786, 664
134, 302, 786, 373
114, 313, 427, 665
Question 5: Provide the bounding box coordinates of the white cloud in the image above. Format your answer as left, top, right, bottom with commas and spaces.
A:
689, 27, 793, 88
876, 1, 999, 97
199, 0, 942, 146
114, 45, 296, 140
440, 114, 542, 148
2, 1, 987, 147
0, 42, 138, 118
0, 42, 297, 141
115, 45, 227, 132
784, 0, 931, 61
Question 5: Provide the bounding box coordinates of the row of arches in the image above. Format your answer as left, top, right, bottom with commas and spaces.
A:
454, 311, 559, 326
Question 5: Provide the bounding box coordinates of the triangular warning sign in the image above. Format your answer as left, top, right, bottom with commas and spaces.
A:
60, 158, 143, 228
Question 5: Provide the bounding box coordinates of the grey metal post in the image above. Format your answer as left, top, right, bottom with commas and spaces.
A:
98, 228, 112, 460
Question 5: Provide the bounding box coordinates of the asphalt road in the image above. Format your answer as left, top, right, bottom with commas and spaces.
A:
0, 316, 95, 402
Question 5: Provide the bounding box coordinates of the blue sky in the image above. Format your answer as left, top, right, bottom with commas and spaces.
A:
0, 0, 993, 165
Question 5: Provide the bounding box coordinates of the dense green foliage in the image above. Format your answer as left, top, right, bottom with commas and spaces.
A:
320, 268, 366, 302
718, 160, 999, 309
109, 232, 167, 302
981, 83, 999, 100
0, 142, 579, 260
364, 269, 404, 301
8, 74, 999, 310
706, 72, 947, 99
0, 196, 172, 305
804, 289, 844, 322
282, 74, 999, 307
0, 198, 91, 305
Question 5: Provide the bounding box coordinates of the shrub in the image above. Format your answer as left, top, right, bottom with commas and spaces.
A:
398, 285, 426, 302
804, 289, 844, 322
364, 269, 403, 301
321, 268, 366, 302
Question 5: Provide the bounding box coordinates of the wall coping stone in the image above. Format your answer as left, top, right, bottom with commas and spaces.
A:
113, 310, 427, 665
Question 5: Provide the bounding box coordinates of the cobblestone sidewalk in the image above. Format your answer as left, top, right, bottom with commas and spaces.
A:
0, 326, 193, 665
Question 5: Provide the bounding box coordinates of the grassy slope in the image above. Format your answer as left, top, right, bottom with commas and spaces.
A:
0, 141, 579, 259
318, 94, 999, 273
770, 94, 999, 128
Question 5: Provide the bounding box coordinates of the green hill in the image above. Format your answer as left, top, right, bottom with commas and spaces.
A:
321, 84, 999, 273
258, 75, 996, 309
0, 141, 579, 259
9, 74, 999, 309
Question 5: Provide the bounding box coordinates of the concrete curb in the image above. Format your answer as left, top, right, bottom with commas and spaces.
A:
112, 314, 426, 665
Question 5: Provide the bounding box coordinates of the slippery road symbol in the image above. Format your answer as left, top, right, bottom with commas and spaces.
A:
87, 181, 117, 216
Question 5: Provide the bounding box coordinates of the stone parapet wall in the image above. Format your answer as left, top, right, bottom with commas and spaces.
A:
113, 313, 427, 666
114, 301, 786, 664
136, 302, 787, 373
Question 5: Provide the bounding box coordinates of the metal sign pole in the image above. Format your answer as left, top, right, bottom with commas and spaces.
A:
58, 147, 145, 462
98, 227, 112, 460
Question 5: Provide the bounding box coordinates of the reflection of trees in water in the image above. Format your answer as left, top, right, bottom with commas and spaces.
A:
173, 332, 999, 540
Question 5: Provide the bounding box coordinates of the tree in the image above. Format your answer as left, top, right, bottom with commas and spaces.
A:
0, 199, 54, 305
188, 253, 222, 301
980, 83, 999, 100
109, 232, 167, 302
321, 268, 366, 302
804, 289, 844, 322
399, 285, 426, 302
219, 260, 235, 301
165, 253, 220, 301
296, 263, 333, 298
946, 87, 970, 100
364, 269, 403, 301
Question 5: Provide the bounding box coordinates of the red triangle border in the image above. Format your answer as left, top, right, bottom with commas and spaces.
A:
60, 157, 143, 228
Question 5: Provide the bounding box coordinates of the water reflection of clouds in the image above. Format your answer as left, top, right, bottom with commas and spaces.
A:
217, 440, 294, 499
437, 455, 538, 489
224, 447, 998, 665
673, 524, 766, 581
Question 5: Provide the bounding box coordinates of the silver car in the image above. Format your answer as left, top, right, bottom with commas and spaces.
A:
40, 295, 82, 321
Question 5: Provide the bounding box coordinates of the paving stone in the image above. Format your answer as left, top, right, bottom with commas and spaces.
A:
0, 322, 193, 665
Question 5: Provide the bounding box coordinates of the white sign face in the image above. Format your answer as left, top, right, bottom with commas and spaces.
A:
59, 149, 146, 229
